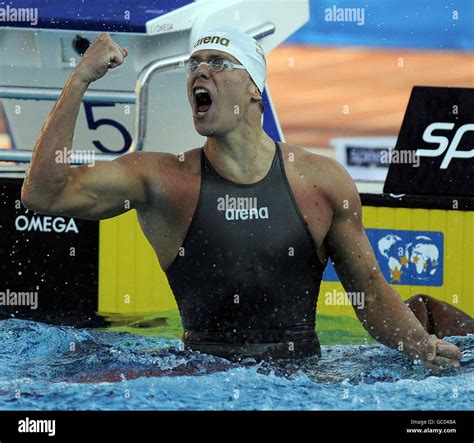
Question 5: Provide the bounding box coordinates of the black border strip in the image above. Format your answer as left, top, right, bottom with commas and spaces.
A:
0, 410, 470, 441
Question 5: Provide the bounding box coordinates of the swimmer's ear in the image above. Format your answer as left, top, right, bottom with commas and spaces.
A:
249, 82, 263, 106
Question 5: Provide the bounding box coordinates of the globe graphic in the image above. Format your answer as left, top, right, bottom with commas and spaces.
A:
377, 234, 439, 282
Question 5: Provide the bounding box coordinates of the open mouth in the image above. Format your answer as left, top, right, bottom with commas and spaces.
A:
194, 88, 213, 116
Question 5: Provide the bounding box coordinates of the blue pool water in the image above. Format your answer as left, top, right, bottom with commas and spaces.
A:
0, 319, 472, 410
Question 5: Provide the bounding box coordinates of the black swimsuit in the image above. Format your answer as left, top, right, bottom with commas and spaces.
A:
166, 141, 326, 359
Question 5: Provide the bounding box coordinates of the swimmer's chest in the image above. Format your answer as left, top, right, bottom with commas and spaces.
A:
178, 148, 323, 268
143, 147, 332, 268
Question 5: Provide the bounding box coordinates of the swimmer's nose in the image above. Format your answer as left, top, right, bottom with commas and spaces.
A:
194, 64, 212, 79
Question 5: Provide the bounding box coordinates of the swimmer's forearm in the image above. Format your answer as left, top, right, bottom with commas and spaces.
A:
358, 285, 430, 357
21, 73, 90, 210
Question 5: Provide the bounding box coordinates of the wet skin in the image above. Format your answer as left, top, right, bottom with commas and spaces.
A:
22, 35, 468, 371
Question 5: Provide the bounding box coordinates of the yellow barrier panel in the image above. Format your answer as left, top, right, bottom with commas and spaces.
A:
98, 210, 177, 314
319, 206, 473, 317
99, 206, 473, 317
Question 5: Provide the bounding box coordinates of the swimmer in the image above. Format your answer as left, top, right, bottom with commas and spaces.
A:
406, 294, 474, 338
21, 29, 472, 371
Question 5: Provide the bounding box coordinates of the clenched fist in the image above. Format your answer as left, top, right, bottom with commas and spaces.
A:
73, 33, 128, 84
419, 334, 462, 371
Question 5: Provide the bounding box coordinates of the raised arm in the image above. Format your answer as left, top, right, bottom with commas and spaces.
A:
323, 159, 461, 370
21, 33, 148, 220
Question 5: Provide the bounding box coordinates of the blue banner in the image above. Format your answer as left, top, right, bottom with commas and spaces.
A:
287, 0, 474, 51
323, 228, 444, 286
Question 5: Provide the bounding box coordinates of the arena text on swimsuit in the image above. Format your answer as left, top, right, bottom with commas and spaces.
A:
216, 194, 269, 221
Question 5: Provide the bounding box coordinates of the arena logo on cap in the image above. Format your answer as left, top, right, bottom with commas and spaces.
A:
194, 36, 230, 48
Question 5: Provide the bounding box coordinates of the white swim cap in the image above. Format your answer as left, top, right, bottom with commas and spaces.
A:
190, 27, 267, 94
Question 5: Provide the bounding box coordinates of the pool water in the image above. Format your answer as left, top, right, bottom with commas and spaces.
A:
0, 314, 472, 410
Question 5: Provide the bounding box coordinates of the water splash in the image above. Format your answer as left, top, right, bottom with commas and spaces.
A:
0, 319, 472, 410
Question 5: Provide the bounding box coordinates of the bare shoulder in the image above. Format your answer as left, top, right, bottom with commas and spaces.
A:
279, 142, 358, 206
280, 143, 354, 187
116, 148, 202, 179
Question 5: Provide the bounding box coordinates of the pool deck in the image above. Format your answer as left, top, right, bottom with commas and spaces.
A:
266, 45, 474, 148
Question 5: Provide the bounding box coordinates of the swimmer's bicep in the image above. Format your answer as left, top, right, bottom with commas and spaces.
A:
48, 154, 148, 220
327, 215, 381, 293
324, 170, 385, 296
